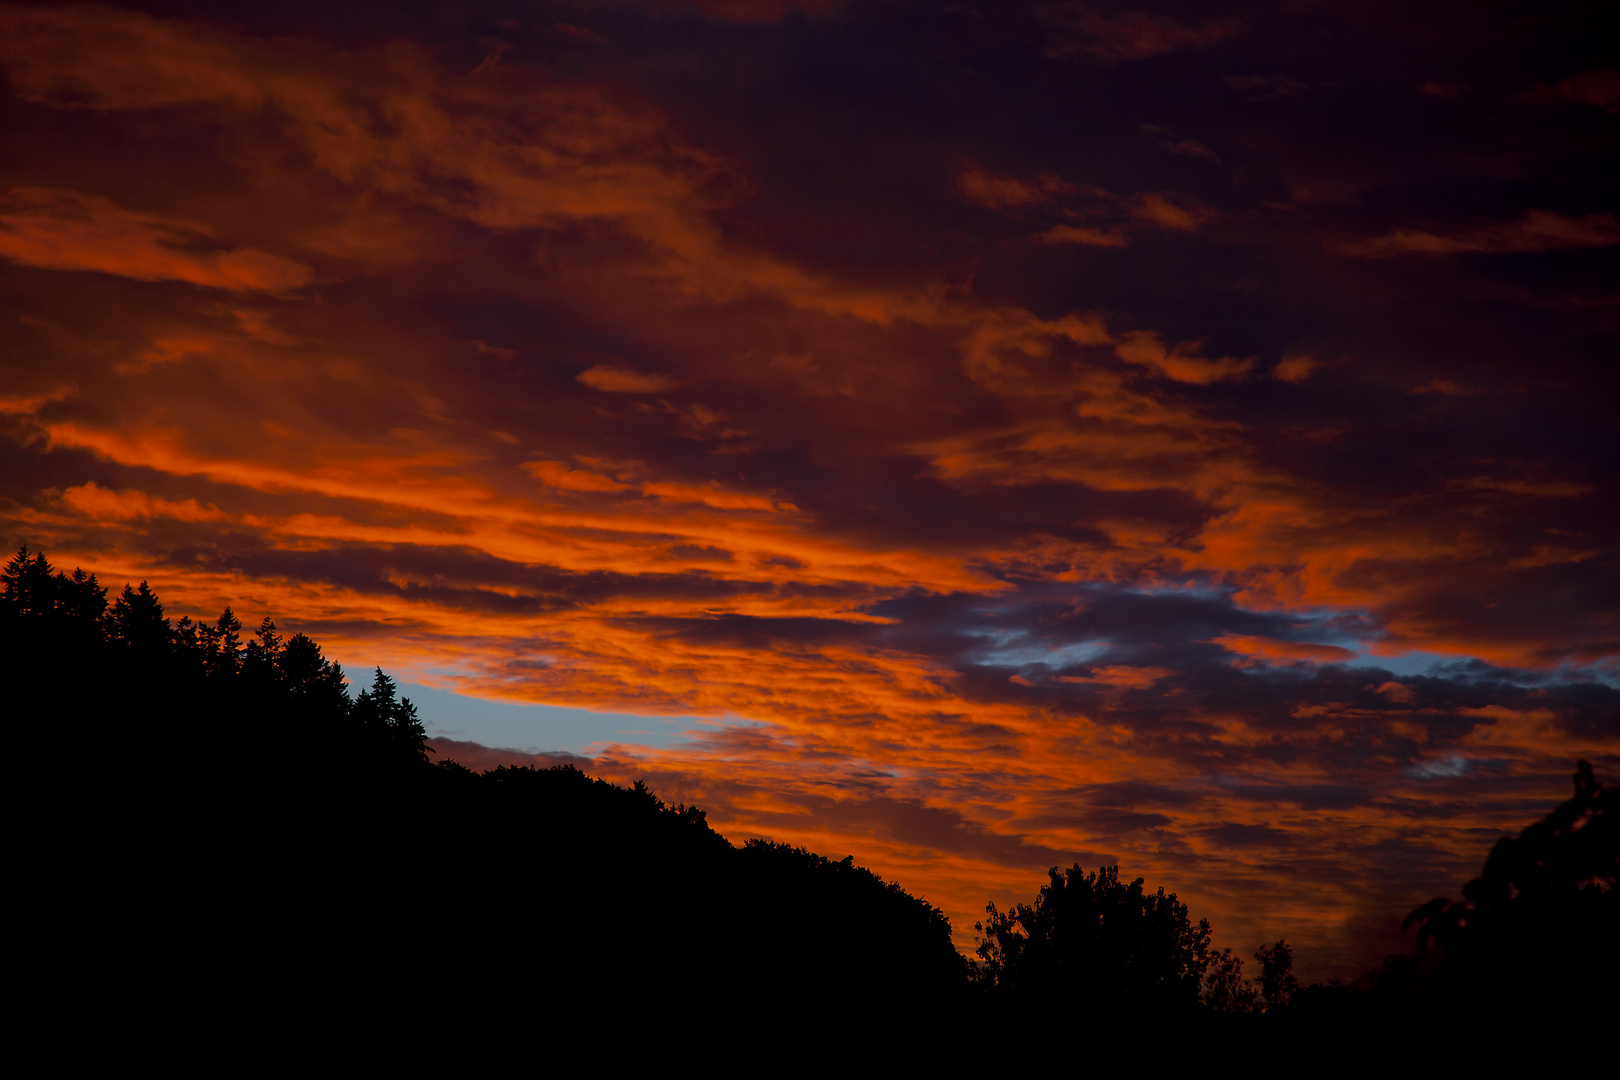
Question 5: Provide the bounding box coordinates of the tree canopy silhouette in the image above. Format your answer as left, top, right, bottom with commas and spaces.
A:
1404, 759, 1616, 1009
975, 863, 1213, 1011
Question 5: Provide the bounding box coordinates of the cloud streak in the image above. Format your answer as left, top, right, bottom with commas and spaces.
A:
0, 188, 311, 292
1334, 211, 1620, 257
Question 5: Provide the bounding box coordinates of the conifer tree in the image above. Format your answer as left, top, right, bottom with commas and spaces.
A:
353, 667, 429, 759
109, 581, 170, 655
211, 608, 243, 681
2, 545, 55, 619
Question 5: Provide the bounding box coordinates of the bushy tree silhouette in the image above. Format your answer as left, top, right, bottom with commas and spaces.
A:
1405, 760, 1616, 1009
1203, 947, 1260, 1013
975, 864, 1213, 1011
1253, 939, 1298, 1009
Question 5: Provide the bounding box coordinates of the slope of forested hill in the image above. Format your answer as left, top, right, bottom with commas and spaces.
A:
1, 546, 968, 1021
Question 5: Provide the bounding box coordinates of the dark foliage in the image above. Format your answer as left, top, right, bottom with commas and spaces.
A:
974, 864, 1213, 1012
1404, 760, 1617, 1011
1202, 946, 1260, 1014
1252, 939, 1298, 1010
2, 545, 967, 1025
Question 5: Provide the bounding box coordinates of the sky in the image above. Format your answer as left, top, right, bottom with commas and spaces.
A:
1, 0, 1615, 979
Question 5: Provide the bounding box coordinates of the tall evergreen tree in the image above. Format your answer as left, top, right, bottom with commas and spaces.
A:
277, 633, 350, 719
210, 607, 243, 681
353, 667, 429, 759
108, 581, 170, 656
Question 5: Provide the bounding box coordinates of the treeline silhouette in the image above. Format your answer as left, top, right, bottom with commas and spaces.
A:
2, 546, 963, 1026
5, 545, 1613, 1037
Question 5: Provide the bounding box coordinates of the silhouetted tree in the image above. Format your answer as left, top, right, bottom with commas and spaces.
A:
206, 607, 244, 682
1204, 947, 1260, 1013
2, 548, 107, 658
1, 544, 56, 618
1253, 939, 1298, 1009
353, 667, 429, 759
276, 633, 350, 721
108, 581, 170, 657
1404, 760, 1616, 1010
976, 864, 1213, 1011
242, 616, 282, 682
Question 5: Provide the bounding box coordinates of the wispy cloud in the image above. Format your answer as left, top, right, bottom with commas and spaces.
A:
0, 187, 311, 291
1333, 211, 1620, 257
956, 163, 1074, 209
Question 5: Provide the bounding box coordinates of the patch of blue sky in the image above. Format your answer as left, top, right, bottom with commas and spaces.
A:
394, 680, 734, 756
1407, 753, 1472, 779
1337, 649, 1462, 677
1406, 754, 1515, 780
962, 627, 1110, 669
1123, 579, 1233, 602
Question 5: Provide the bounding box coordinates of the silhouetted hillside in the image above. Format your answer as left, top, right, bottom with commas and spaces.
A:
6, 545, 1613, 1043
2, 546, 966, 1022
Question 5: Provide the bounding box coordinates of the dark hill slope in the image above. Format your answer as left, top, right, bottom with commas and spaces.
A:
2, 547, 968, 1022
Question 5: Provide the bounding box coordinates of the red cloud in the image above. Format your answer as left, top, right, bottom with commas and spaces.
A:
1333, 211, 1620, 257
956, 164, 1073, 209
1518, 69, 1620, 113
1212, 634, 1357, 664
577, 366, 680, 393
0, 187, 311, 292
1115, 330, 1252, 384
1130, 193, 1215, 233
1273, 355, 1319, 383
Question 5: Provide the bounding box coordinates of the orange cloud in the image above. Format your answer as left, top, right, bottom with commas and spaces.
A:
576, 366, 680, 393
1059, 665, 1172, 688
59, 482, 224, 522
956, 164, 1072, 209
1129, 193, 1214, 233
1211, 634, 1357, 664
0, 187, 311, 291
1273, 354, 1319, 383
523, 461, 633, 493
1114, 331, 1253, 384
639, 481, 787, 512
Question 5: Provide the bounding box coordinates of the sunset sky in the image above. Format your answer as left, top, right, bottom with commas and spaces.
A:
3, 0, 1615, 979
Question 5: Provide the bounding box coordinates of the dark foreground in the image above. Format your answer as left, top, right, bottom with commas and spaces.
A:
5, 547, 1613, 1056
